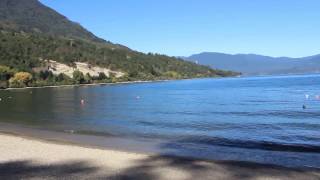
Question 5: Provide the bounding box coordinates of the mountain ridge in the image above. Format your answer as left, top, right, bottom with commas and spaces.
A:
185, 52, 320, 75
0, 0, 106, 43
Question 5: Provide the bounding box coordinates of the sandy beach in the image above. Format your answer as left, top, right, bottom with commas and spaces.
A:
0, 134, 319, 179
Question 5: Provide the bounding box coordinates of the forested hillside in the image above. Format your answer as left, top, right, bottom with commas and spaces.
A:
0, 0, 238, 88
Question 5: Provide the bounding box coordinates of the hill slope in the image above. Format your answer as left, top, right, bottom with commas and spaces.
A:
186, 52, 320, 75
0, 0, 105, 43
0, 0, 238, 88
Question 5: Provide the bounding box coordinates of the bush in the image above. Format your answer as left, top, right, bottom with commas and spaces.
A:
84, 73, 92, 84
0, 65, 16, 81
98, 72, 107, 80
73, 70, 85, 84
9, 78, 26, 88
9, 72, 32, 88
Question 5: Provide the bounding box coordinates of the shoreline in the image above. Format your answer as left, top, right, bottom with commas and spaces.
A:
2, 79, 173, 91
1, 75, 239, 91
0, 132, 320, 179
1, 120, 320, 169
3, 73, 320, 91
0, 122, 163, 156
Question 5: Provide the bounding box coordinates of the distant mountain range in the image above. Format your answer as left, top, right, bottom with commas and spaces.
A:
184, 52, 320, 75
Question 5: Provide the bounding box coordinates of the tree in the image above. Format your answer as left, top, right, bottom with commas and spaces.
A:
56, 73, 65, 82
0, 65, 15, 81
73, 70, 85, 84
55, 73, 73, 85
164, 71, 181, 79
84, 73, 92, 84
98, 72, 107, 80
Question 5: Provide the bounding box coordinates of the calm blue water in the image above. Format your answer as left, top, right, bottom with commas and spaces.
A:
1, 75, 320, 167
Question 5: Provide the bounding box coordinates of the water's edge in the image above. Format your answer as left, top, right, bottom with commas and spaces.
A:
1, 122, 320, 169
1, 79, 173, 91
0, 122, 163, 155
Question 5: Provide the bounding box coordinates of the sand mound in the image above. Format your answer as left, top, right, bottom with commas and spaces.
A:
45, 60, 125, 78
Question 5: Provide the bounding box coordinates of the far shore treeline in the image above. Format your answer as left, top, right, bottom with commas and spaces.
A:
0, 64, 120, 88
0, 31, 239, 89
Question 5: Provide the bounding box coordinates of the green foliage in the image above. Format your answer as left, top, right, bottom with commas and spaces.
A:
9, 72, 33, 88
0, 65, 16, 81
98, 72, 107, 80
56, 73, 66, 82
84, 73, 92, 84
0, 31, 238, 85
9, 78, 25, 88
73, 70, 85, 84
0, 65, 17, 88
164, 71, 182, 79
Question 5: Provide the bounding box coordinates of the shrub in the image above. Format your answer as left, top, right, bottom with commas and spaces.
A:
73, 70, 85, 84
9, 72, 32, 88
0, 65, 16, 81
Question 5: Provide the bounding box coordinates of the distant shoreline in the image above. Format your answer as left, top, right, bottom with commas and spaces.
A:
2, 76, 230, 90
1, 79, 173, 90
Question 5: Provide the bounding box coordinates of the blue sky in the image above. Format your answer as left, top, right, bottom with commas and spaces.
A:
40, 0, 320, 57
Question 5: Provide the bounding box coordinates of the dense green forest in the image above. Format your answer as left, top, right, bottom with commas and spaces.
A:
0, 31, 238, 88
0, 0, 239, 89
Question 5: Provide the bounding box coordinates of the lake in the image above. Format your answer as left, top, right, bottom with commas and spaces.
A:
1, 75, 320, 168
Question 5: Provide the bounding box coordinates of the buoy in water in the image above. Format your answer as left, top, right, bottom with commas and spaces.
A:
81, 99, 85, 105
